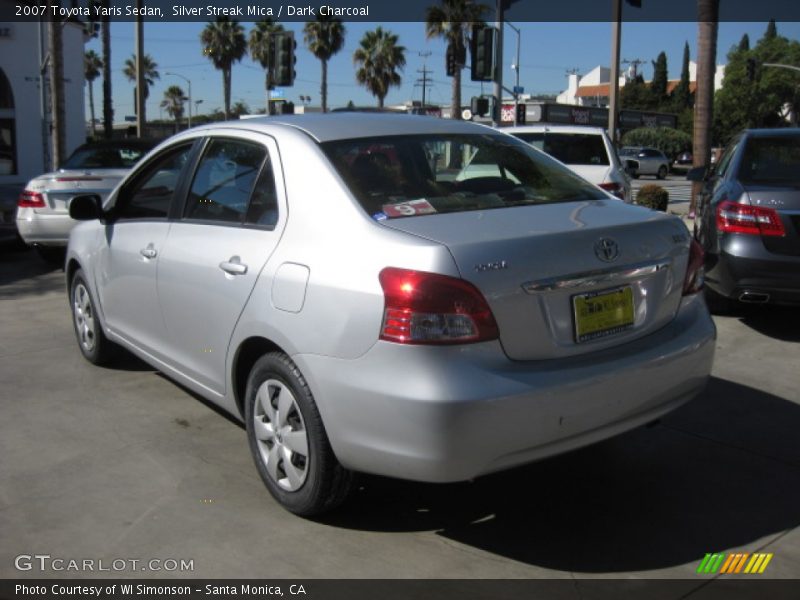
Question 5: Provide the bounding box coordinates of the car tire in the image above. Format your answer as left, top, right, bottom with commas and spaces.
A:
70, 268, 117, 365
657, 165, 668, 180
245, 352, 354, 516
35, 245, 66, 266
631, 172, 640, 179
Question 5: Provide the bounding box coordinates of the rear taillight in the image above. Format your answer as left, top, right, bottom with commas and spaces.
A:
683, 238, 705, 296
716, 200, 785, 237
378, 267, 499, 344
17, 190, 46, 208
598, 182, 625, 200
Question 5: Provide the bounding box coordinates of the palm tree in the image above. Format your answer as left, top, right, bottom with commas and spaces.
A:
425, 0, 487, 120
200, 18, 246, 120
249, 19, 284, 113
303, 15, 346, 112
101, 9, 112, 139
690, 0, 720, 217
84, 50, 102, 138
161, 85, 187, 132
353, 28, 406, 108
123, 53, 160, 100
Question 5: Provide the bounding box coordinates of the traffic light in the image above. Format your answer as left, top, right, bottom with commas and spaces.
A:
516, 103, 526, 124
471, 25, 494, 82
273, 31, 296, 87
746, 57, 757, 82
471, 96, 489, 117
446, 44, 456, 77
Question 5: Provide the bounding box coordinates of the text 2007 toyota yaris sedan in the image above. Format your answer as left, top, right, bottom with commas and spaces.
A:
66, 114, 715, 516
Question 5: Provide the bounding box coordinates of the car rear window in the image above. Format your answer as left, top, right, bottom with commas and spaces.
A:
512, 132, 610, 166
321, 133, 607, 219
739, 136, 800, 185
62, 145, 151, 169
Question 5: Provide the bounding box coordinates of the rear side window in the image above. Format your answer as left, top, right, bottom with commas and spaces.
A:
738, 136, 800, 184
322, 133, 606, 219
512, 132, 609, 166
184, 139, 267, 223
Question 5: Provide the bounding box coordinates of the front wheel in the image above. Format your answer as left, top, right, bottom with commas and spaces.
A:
245, 352, 354, 516
657, 165, 668, 179
70, 269, 117, 364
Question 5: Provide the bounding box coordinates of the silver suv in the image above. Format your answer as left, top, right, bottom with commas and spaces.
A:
619, 146, 670, 179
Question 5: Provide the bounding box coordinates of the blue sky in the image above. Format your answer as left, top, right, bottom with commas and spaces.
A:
85, 20, 800, 122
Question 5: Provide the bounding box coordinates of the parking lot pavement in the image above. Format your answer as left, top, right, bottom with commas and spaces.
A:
1, 246, 799, 584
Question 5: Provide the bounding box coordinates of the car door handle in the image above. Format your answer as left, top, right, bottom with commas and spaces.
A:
140, 245, 157, 259
219, 256, 248, 276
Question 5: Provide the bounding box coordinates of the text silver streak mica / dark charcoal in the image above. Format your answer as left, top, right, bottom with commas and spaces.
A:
66, 114, 715, 516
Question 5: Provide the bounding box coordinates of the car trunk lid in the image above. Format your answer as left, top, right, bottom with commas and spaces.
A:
744, 183, 800, 256
382, 200, 692, 360
29, 169, 127, 214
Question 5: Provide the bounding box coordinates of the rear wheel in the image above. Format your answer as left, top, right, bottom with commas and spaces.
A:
657, 165, 668, 180
35, 245, 66, 266
245, 352, 354, 516
70, 269, 116, 364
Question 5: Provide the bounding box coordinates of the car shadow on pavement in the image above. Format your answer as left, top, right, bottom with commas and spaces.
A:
737, 306, 800, 342
324, 376, 800, 573
0, 245, 64, 297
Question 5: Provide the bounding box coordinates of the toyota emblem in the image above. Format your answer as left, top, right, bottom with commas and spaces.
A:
594, 238, 620, 262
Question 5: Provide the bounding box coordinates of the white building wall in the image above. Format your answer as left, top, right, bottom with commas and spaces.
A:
0, 16, 85, 186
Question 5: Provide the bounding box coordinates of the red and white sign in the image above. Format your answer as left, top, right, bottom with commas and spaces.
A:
383, 199, 437, 217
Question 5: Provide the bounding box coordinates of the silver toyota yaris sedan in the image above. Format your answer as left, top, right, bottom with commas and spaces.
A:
65, 114, 715, 516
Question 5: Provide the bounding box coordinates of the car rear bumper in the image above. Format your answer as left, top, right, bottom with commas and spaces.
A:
707, 234, 800, 305
295, 293, 716, 483
16, 208, 74, 246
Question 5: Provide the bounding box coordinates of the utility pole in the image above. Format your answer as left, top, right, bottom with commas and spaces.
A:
608, 0, 622, 146
48, 18, 66, 168
492, 0, 505, 127
416, 51, 432, 108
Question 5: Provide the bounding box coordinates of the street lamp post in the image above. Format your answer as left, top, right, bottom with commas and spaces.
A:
165, 71, 192, 128
507, 21, 521, 125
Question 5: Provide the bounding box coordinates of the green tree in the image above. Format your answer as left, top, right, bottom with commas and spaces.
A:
84, 50, 103, 138
738, 33, 750, 51
353, 27, 406, 108
249, 19, 284, 113
620, 74, 652, 110
671, 42, 692, 111
304, 15, 346, 113
650, 51, 669, 106
123, 53, 159, 101
765, 19, 777, 41
425, 0, 487, 120
160, 85, 187, 131
231, 100, 250, 117
200, 18, 247, 120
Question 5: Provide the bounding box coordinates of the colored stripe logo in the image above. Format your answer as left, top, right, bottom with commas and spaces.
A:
697, 552, 773, 574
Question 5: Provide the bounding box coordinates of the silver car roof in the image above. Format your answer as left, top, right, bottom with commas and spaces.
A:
215, 113, 497, 143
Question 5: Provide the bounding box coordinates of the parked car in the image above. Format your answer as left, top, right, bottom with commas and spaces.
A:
16, 139, 157, 262
619, 146, 670, 179
506, 124, 632, 202
689, 128, 800, 312
672, 150, 693, 173
66, 114, 715, 516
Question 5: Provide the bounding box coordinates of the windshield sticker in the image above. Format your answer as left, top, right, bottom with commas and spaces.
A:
371, 211, 388, 221
382, 199, 437, 218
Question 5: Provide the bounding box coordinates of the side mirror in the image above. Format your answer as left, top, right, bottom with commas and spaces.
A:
685, 166, 707, 182
69, 194, 103, 220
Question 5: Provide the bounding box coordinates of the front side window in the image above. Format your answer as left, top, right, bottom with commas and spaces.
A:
322, 134, 607, 219
184, 139, 266, 223
115, 143, 193, 220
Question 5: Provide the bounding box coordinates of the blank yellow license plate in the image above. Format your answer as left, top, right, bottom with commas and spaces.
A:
573, 286, 635, 343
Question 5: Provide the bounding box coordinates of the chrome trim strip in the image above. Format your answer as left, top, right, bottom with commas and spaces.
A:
522, 260, 671, 293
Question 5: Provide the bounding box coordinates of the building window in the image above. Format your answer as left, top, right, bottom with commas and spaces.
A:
0, 68, 16, 176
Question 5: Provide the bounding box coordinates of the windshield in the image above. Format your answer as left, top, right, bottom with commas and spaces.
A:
619, 147, 640, 157
739, 136, 800, 185
511, 132, 610, 166
322, 133, 607, 220
62, 144, 151, 170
